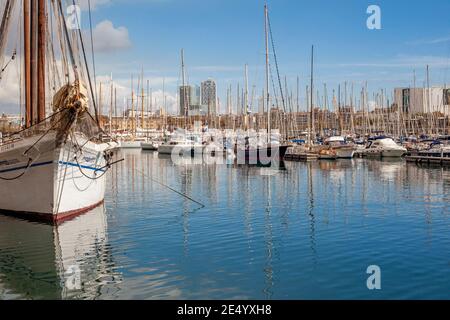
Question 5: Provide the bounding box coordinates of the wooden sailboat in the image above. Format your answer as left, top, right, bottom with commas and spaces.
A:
0, 0, 116, 223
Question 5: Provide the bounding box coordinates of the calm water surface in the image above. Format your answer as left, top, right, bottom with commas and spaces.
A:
0, 149, 449, 299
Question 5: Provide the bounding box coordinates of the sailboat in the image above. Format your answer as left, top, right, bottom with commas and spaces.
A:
236, 4, 289, 164
0, 0, 116, 223
157, 49, 204, 157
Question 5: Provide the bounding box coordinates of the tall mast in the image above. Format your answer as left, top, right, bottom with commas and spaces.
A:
237, 83, 240, 115
309, 45, 314, 147
146, 79, 150, 132
141, 68, 145, 129
426, 64, 431, 134
37, 0, 46, 122
264, 3, 270, 143
24, 0, 31, 128
109, 74, 113, 136
163, 77, 166, 119
244, 64, 249, 115
28, 0, 38, 125
114, 87, 117, 134
99, 82, 102, 126
131, 74, 134, 135
296, 76, 300, 113
181, 49, 187, 130
244, 64, 249, 130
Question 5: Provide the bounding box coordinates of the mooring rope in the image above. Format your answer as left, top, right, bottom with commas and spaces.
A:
0, 158, 33, 181
135, 168, 205, 209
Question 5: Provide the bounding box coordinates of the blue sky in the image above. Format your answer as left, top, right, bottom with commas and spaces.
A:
1, 0, 450, 114
84, 0, 450, 112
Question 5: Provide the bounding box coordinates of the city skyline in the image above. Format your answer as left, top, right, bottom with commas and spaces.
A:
0, 0, 449, 115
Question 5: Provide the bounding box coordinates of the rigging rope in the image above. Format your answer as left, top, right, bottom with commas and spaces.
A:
88, 0, 99, 122
0, 112, 73, 181
0, 49, 16, 80
0, 0, 15, 59
267, 12, 286, 112
70, 0, 100, 126
1, 108, 65, 141
135, 168, 205, 209
57, 0, 78, 80
0, 158, 33, 181
70, 129, 121, 181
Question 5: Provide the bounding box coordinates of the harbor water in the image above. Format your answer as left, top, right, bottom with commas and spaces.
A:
0, 150, 449, 299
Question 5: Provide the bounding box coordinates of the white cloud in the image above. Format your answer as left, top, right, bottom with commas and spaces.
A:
93, 20, 132, 53
406, 35, 450, 46
94, 75, 179, 115
0, 65, 180, 115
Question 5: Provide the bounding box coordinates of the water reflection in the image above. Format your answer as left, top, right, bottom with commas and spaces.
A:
0, 206, 121, 300
1, 150, 450, 299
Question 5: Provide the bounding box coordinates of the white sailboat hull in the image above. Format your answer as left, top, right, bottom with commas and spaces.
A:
158, 144, 204, 156
157, 144, 177, 155
119, 140, 143, 149
0, 133, 110, 222
381, 149, 407, 158
141, 142, 159, 151
335, 148, 356, 159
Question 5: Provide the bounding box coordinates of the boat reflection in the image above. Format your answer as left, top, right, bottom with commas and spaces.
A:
0, 205, 121, 300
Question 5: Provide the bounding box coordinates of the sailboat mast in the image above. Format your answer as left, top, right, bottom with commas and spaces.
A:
426, 64, 431, 134
264, 3, 270, 143
181, 49, 187, 130
37, 0, 46, 122
30, 0, 37, 125
309, 45, 314, 146
141, 70, 145, 129
24, 0, 32, 128
296, 76, 300, 113
244, 64, 249, 115
114, 87, 117, 134
146, 79, 149, 132
131, 75, 134, 135
110, 74, 113, 136
244, 64, 249, 130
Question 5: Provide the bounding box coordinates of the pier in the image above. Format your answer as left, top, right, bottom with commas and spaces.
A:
405, 154, 450, 166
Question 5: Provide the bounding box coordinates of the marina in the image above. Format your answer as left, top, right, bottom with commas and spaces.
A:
1, 151, 449, 299
0, 0, 449, 303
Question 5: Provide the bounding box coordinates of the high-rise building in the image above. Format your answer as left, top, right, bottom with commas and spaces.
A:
191, 85, 201, 106
179, 85, 201, 116
179, 85, 189, 116
201, 79, 217, 115
394, 87, 450, 115
179, 85, 190, 116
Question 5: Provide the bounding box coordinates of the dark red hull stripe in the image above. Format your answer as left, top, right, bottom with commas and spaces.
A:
0, 200, 105, 225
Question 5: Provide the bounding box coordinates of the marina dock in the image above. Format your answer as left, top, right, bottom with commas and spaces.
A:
405, 154, 450, 166
284, 152, 319, 162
